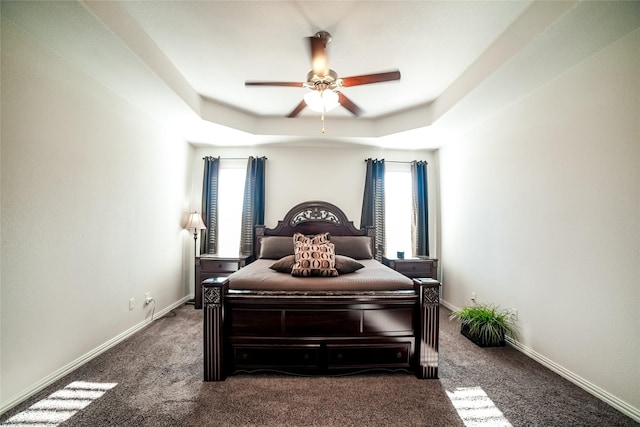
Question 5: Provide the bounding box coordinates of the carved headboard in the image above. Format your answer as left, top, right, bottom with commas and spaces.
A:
254, 201, 375, 259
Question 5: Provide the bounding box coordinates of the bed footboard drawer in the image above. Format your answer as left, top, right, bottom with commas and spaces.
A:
327, 343, 411, 368
231, 309, 282, 335
234, 345, 320, 369
286, 310, 361, 336
363, 308, 413, 334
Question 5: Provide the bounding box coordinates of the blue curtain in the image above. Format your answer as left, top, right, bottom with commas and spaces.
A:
201, 156, 220, 254
240, 156, 266, 257
411, 161, 429, 257
361, 158, 385, 260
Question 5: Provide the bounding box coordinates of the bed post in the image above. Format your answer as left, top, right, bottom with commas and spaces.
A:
414, 278, 440, 379
254, 226, 265, 260
203, 278, 228, 381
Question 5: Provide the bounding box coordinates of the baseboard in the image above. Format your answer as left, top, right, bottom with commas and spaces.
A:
506, 338, 640, 422
0, 295, 193, 415
441, 299, 640, 423
440, 299, 457, 313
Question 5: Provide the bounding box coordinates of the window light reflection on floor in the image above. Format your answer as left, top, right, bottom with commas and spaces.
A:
2, 381, 117, 426
446, 386, 513, 427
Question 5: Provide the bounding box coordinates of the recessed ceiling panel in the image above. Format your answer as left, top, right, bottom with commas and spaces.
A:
120, 1, 532, 118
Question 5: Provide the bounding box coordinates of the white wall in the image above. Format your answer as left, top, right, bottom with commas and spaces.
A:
438, 28, 639, 416
190, 144, 436, 245
1, 19, 192, 410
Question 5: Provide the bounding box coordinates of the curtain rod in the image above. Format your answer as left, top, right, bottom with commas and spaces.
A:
203, 156, 268, 160
364, 159, 425, 164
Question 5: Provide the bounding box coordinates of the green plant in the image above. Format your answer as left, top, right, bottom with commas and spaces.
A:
449, 304, 519, 346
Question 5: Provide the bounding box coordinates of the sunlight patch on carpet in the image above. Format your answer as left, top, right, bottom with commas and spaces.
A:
446, 386, 512, 427
2, 381, 117, 426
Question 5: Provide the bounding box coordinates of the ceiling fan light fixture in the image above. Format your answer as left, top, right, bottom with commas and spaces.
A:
304, 89, 339, 113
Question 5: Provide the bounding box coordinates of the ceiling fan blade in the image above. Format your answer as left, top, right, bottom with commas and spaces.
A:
287, 100, 307, 118
340, 70, 401, 87
245, 81, 304, 87
338, 92, 363, 117
309, 36, 328, 77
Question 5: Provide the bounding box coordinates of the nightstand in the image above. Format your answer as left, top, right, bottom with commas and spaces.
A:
382, 256, 438, 279
195, 255, 249, 309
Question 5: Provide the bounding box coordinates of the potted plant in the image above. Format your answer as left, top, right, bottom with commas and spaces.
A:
449, 304, 519, 347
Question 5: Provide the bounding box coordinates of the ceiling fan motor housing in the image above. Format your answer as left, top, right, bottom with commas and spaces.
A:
305, 70, 340, 91
313, 31, 332, 46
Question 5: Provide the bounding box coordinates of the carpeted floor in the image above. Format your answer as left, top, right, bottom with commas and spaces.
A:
1, 304, 636, 426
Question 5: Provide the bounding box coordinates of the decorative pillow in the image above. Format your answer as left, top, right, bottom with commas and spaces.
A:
293, 232, 330, 245
330, 236, 374, 260
259, 236, 295, 259
334, 255, 365, 274
269, 255, 295, 273
291, 241, 338, 277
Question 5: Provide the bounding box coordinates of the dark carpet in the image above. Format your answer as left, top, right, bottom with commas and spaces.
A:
1, 305, 636, 426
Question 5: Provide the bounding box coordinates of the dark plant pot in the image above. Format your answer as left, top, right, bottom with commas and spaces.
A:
461, 323, 505, 347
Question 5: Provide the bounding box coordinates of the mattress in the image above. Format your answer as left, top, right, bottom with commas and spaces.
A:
227, 259, 413, 292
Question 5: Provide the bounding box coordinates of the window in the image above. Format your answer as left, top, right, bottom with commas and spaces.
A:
385, 163, 412, 257
216, 160, 246, 256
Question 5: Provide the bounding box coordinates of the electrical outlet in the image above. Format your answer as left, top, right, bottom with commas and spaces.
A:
509, 308, 518, 321
129, 298, 135, 310
145, 292, 153, 305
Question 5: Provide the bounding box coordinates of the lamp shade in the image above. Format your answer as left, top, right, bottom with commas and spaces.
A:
186, 212, 206, 230
304, 89, 340, 113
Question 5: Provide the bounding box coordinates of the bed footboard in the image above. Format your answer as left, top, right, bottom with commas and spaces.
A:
203, 278, 440, 381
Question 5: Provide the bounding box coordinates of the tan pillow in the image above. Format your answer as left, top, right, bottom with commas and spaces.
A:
334, 255, 365, 274
291, 241, 338, 277
269, 255, 295, 273
293, 232, 331, 245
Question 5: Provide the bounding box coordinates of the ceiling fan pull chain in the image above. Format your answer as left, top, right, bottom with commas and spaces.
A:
321, 108, 326, 133
320, 90, 327, 133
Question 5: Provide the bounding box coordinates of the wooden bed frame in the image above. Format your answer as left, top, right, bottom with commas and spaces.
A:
203, 201, 440, 381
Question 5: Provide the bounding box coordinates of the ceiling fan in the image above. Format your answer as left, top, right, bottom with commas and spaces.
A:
245, 31, 401, 122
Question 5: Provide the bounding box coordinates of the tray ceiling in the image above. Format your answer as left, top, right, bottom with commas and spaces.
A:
3, 1, 639, 149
